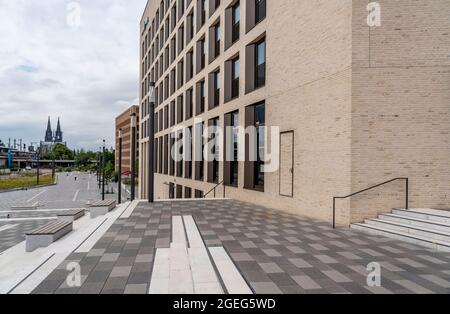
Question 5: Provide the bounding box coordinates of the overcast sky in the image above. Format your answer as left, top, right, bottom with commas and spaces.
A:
0, 0, 147, 151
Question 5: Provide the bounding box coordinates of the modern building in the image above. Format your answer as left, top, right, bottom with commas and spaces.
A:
115, 105, 140, 175
138, 0, 450, 226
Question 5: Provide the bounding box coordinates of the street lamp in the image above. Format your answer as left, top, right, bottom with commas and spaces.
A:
51, 137, 56, 180
118, 128, 123, 204
97, 149, 101, 189
130, 113, 137, 201
36, 145, 41, 185
102, 140, 106, 201
148, 82, 155, 203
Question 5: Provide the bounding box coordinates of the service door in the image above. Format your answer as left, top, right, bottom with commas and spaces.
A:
279, 131, 294, 197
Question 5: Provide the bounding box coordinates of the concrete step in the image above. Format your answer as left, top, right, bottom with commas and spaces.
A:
379, 213, 450, 233
399, 208, 450, 217
351, 223, 450, 252
392, 209, 450, 225
365, 218, 450, 243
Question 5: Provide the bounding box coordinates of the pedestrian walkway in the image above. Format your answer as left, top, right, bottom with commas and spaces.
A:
0, 172, 127, 254
30, 199, 450, 294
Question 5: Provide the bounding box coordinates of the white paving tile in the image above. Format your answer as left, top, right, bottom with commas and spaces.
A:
172, 216, 187, 247
183, 216, 204, 248
209, 247, 253, 294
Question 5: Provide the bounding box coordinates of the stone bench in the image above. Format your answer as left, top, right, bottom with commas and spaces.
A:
26, 220, 73, 252
57, 209, 86, 223
90, 200, 117, 219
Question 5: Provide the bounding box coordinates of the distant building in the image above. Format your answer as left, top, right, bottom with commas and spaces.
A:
41, 117, 66, 153
115, 106, 139, 175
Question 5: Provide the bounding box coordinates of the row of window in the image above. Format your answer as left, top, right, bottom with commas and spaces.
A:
141, 0, 267, 98
141, 36, 266, 125
152, 101, 266, 191
168, 183, 204, 199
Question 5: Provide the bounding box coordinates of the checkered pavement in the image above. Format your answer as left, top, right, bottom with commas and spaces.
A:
32, 200, 450, 294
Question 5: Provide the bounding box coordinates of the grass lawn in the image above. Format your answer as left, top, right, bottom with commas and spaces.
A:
0, 174, 54, 190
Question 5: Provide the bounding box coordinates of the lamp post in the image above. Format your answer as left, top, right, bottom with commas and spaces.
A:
102, 140, 106, 201
36, 145, 40, 185
51, 138, 56, 180
130, 113, 137, 201
148, 82, 155, 203
118, 129, 123, 204
98, 147, 101, 190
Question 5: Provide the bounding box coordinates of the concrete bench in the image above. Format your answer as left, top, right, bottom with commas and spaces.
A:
26, 220, 73, 252
90, 200, 117, 219
57, 209, 86, 223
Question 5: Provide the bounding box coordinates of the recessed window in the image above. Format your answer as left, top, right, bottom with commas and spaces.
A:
209, 70, 220, 109
187, 11, 194, 43
197, 0, 207, 31
224, 110, 239, 187
232, 57, 240, 99
255, 39, 266, 88
195, 122, 205, 181
170, 101, 176, 127
208, 117, 220, 184
196, 38, 206, 73
185, 126, 193, 179
245, 36, 265, 93
196, 80, 206, 114
170, 135, 175, 176
176, 132, 183, 177
210, 0, 221, 16
177, 95, 184, 123
214, 23, 221, 59
178, 0, 185, 20
232, 3, 240, 43
255, 0, 266, 24
186, 88, 193, 119
246, 0, 266, 32
244, 102, 265, 191
186, 49, 194, 81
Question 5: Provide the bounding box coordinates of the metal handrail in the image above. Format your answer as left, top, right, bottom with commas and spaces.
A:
204, 180, 225, 199
333, 177, 409, 229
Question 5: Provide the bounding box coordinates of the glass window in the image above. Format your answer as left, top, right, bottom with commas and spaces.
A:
255, 39, 266, 88
231, 57, 240, 98
254, 103, 265, 190
230, 110, 239, 186
232, 3, 240, 43
214, 70, 220, 107
255, 0, 266, 24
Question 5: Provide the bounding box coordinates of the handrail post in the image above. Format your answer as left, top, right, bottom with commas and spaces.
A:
405, 178, 409, 209
333, 198, 336, 229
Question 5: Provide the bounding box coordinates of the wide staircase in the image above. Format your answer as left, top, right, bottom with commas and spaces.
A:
351, 208, 450, 252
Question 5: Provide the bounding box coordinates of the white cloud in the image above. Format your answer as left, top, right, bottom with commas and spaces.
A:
0, 0, 147, 150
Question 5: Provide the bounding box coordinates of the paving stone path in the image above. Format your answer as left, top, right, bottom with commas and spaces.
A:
0, 172, 127, 254
32, 199, 450, 294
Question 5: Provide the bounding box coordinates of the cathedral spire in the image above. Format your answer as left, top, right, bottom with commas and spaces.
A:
45, 116, 53, 142
55, 117, 63, 143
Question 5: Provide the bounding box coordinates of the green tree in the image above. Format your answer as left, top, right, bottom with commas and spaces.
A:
44, 144, 75, 160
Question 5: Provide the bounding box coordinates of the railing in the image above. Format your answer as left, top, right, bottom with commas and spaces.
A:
332, 178, 409, 229
204, 180, 225, 199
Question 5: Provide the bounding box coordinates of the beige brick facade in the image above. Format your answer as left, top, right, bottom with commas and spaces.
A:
139, 0, 450, 227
